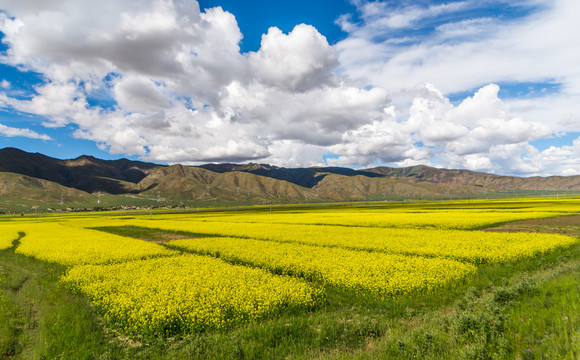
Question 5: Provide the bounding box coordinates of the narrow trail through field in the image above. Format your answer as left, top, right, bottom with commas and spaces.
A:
6, 233, 31, 294
0, 232, 41, 359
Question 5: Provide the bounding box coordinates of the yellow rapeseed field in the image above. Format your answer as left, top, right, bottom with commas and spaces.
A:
169, 210, 565, 230
3, 198, 578, 338
62, 254, 323, 336
0, 229, 17, 250
15, 222, 176, 265
167, 237, 477, 298
136, 220, 577, 264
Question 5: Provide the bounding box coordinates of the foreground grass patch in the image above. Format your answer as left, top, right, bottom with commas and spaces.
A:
505, 262, 580, 359
0, 234, 123, 359
322, 241, 580, 360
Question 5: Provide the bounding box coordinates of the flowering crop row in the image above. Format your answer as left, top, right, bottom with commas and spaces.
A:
0, 227, 18, 250
171, 210, 564, 230
61, 254, 323, 336
14, 223, 176, 265
136, 220, 577, 264
167, 237, 477, 298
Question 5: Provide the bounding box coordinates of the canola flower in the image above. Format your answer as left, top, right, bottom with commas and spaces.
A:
62, 254, 323, 337
167, 237, 477, 298
0, 220, 39, 250
15, 222, 176, 265
135, 220, 577, 264
0, 229, 18, 250
170, 210, 565, 230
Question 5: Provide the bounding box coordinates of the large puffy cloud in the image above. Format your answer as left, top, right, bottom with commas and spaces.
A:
410, 84, 551, 154
328, 82, 557, 174
248, 24, 338, 91
538, 138, 580, 176
0, 0, 576, 176
336, 0, 580, 134
0, 0, 394, 166
0, 0, 245, 101
406, 83, 552, 173
220, 81, 390, 146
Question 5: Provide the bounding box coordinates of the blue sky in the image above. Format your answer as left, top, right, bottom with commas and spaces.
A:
0, 0, 579, 175
198, 0, 357, 52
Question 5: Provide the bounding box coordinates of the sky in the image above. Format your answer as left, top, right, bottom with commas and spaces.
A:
0, 0, 579, 176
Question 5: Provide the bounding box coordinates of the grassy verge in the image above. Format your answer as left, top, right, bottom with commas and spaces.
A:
505, 261, 580, 359
90, 225, 201, 242
0, 233, 124, 359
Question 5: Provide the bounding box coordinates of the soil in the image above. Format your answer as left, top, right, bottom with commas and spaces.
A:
145, 232, 193, 244
485, 215, 580, 237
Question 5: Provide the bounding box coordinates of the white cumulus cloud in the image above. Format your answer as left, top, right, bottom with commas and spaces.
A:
0, 0, 577, 176
248, 24, 338, 91
0, 122, 52, 140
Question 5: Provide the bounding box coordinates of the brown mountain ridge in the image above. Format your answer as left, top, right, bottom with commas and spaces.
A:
1, 147, 579, 205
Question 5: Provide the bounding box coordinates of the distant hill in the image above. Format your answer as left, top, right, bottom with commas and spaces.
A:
198, 163, 383, 188
365, 165, 580, 191
0, 147, 159, 194
0, 171, 90, 203
1, 147, 580, 207
140, 165, 315, 202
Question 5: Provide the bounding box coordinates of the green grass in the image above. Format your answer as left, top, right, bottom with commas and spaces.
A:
319, 242, 580, 360
0, 233, 124, 359
504, 263, 580, 359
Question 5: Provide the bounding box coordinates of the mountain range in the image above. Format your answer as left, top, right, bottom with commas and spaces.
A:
1, 147, 579, 209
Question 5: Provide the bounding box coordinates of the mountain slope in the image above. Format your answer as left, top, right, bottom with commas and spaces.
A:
198, 163, 384, 188
0, 172, 91, 203
313, 173, 488, 201
138, 165, 315, 202
0, 147, 160, 194
365, 165, 580, 191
